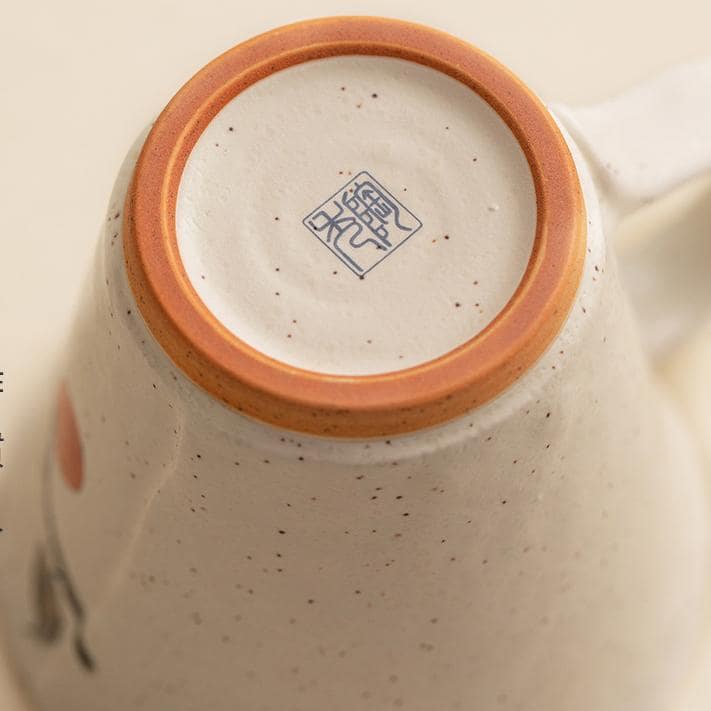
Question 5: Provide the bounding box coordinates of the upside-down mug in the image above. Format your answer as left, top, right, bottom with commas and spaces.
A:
1, 16, 711, 711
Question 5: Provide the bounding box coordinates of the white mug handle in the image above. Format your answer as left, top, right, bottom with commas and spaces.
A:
553, 59, 711, 358
554, 59, 711, 217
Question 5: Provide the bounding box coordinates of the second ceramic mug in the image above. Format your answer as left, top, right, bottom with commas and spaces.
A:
1, 16, 711, 711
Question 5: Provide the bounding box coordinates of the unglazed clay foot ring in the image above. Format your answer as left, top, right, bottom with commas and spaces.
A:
123, 16, 586, 438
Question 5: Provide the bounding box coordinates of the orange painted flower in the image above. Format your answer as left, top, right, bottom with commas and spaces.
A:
56, 384, 83, 491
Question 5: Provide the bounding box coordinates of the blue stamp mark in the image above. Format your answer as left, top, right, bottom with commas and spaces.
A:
302, 171, 423, 277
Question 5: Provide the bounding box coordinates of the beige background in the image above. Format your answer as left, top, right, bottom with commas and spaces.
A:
1, 0, 710, 707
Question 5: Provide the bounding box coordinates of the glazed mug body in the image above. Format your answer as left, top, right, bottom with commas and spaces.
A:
1, 17, 710, 711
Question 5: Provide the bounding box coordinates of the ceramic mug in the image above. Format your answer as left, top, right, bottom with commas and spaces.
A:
1, 16, 711, 711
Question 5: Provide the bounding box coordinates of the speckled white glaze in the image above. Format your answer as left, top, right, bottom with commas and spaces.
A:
177, 56, 536, 375
1, 54, 711, 711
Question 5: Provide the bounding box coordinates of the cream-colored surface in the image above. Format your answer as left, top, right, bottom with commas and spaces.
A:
177, 55, 535, 374
1, 1, 711, 709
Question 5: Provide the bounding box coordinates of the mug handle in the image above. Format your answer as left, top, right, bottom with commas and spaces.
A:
552, 58, 711, 359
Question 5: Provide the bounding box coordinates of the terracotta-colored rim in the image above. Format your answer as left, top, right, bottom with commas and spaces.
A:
124, 16, 586, 438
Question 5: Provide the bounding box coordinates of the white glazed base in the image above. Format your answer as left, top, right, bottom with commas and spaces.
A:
177, 55, 537, 375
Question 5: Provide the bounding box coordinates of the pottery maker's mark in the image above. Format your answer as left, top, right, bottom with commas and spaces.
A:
303, 171, 423, 277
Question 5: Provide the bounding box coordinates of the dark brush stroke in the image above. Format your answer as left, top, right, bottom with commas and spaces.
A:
37, 445, 96, 671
